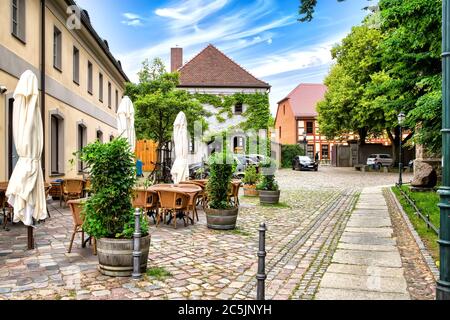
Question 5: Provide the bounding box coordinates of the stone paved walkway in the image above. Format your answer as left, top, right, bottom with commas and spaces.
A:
315, 186, 411, 300
0, 168, 418, 300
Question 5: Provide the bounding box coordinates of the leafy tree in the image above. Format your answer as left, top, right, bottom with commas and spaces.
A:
306, 0, 443, 155
125, 59, 208, 167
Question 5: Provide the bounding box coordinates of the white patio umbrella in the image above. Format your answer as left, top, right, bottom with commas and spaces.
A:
117, 96, 136, 151
6, 70, 47, 228
170, 112, 189, 184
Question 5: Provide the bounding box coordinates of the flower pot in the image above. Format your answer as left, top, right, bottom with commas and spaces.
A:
96, 235, 151, 277
259, 190, 280, 205
243, 184, 259, 197
204, 207, 239, 230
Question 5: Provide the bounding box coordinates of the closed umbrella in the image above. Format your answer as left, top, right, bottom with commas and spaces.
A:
6, 70, 47, 231
117, 96, 136, 151
171, 112, 189, 184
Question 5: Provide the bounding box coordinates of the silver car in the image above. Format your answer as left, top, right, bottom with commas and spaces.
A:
366, 154, 393, 167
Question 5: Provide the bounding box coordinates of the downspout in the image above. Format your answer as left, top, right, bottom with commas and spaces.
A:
40, 0, 46, 176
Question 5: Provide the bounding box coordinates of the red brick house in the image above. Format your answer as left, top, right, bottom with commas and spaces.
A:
275, 84, 334, 161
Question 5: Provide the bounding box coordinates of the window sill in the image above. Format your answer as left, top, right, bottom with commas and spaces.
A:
49, 173, 65, 178
53, 65, 62, 73
11, 33, 26, 45
73, 80, 80, 86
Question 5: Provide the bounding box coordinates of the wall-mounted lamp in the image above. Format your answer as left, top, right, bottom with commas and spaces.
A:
0, 85, 7, 94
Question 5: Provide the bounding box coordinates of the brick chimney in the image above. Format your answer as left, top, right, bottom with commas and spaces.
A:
171, 47, 183, 72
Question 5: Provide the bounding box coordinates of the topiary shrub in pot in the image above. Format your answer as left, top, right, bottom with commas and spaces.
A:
78, 138, 149, 277
204, 152, 239, 230
242, 165, 261, 197
257, 159, 280, 205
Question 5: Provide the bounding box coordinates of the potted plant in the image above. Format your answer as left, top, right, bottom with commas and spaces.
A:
78, 138, 150, 277
257, 160, 280, 205
204, 152, 239, 230
242, 165, 261, 197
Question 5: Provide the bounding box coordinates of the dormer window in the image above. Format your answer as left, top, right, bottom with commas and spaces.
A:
234, 103, 243, 115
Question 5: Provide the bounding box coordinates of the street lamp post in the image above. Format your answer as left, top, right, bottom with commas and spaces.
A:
397, 112, 406, 187
437, 0, 450, 301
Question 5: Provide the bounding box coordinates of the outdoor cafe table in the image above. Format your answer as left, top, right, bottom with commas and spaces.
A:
148, 184, 202, 225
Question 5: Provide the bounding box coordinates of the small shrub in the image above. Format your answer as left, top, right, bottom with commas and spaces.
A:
281, 144, 304, 168
78, 138, 148, 239
242, 165, 261, 185
257, 159, 279, 191
206, 152, 236, 210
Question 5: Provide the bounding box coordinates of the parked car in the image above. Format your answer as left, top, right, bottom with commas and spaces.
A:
248, 154, 270, 164
366, 154, 394, 168
233, 155, 257, 178
292, 156, 319, 171
188, 162, 209, 179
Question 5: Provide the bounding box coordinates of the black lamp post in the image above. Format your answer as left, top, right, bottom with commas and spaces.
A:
397, 111, 406, 187
437, 0, 450, 301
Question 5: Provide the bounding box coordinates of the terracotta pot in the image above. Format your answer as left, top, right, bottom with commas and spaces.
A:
259, 190, 281, 205
243, 184, 259, 197
96, 235, 151, 277
204, 207, 239, 230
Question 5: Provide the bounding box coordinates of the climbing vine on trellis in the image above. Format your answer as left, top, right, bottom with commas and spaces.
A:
192, 92, 273, 131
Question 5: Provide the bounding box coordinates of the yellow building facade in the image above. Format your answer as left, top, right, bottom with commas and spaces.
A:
0, 0, 128, 181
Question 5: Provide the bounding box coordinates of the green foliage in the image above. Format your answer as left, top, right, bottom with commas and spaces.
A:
242, 165, 261, 185
315, 0, 442, 154
125, 59, 209, 147
256, 160, 279, 191
206, 152, 235, 210
281, 144, 304, 168
298, 0, 346, 22
146, 267, 173, 280
193, 93, 272, 131
392, 186, 439, 262
77, 138, 148, 239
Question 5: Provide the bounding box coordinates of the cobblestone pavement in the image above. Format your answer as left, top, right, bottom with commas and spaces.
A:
0, 167, 415, 300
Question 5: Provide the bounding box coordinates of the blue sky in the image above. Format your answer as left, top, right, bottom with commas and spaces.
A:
76, 0, 372, 114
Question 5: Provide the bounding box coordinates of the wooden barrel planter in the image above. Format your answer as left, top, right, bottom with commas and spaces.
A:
243, 184, 259, 197
96, 235, 151, 277
204, 207, 239, 230
259, 190, 281, 205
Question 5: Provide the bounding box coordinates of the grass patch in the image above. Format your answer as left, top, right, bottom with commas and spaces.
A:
146, 267, 173, 281
260, 202, 291, 209
391, 186, 440, 263
229, 227, 252, 237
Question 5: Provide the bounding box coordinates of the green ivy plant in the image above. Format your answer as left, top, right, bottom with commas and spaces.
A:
77, 138, 148, 239
193, 93, 273, 131
205, 152, 236, 210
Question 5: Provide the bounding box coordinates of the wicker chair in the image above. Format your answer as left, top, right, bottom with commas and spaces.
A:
61, 179, 84, 208
180, 181, 205, 208
156, 190, 190, 229
67, 199, 96, 255
132, 189, 158, 223
1, 192, 13, 230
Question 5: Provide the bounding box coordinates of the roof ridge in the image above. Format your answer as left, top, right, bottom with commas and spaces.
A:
206, 44, 270, 87
178, 44, 269, 87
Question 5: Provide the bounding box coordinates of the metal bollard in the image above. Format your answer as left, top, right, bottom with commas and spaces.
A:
256, 223, 267, 300
132, 208, 142, 279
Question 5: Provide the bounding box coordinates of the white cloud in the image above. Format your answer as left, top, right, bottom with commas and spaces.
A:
121, 13, 145, 27
117, 0, 293, 82
267, 38, 273, 45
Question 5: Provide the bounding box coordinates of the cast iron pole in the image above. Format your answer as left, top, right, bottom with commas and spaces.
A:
437, 0, 450, 300
398, 126, 403, 187
256, 223, 267, 300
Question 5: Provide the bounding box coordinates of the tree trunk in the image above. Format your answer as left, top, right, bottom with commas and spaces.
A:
358, 128, 368, 146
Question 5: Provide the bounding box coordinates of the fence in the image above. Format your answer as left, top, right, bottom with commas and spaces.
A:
135, 140, 158, 172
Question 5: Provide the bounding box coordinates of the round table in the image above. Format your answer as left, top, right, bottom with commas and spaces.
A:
148, 184, 202, 225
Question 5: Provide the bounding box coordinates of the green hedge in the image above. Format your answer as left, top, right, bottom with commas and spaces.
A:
281, 144, 304, 168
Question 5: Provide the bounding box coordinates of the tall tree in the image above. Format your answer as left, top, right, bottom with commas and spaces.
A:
126, 59, 209, 163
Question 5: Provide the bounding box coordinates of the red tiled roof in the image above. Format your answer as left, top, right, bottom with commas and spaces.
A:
278, 84, 327, 118
178, 44, 270, 89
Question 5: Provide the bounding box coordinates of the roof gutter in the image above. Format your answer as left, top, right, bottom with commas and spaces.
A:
40, 0, 46, 176
64, 0, 129, 82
